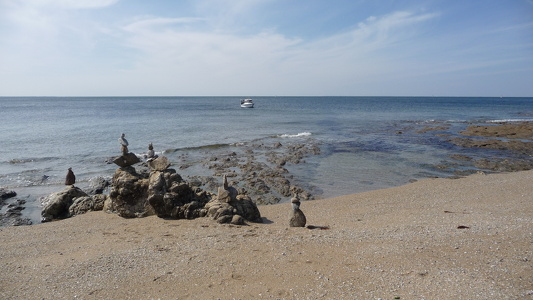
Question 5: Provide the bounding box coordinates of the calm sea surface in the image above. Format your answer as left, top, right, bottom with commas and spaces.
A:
1, 96, 532, 223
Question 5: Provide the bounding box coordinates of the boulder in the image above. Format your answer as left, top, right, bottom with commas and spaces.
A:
41, 186, 89, 222
113, 153, 141, 167
147, 156, 171, 171
69, 194, 107, 217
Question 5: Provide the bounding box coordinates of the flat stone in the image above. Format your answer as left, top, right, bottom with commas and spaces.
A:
113, 153, 141, 167
147, 156, 171, 171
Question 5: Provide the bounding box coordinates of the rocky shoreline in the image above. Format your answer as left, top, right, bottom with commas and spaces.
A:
406, 122, 533, 178
1, 121, 531, 227
176, 139, 321, 205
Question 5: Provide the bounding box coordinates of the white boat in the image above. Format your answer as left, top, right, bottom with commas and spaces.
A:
240, 98, 254, 108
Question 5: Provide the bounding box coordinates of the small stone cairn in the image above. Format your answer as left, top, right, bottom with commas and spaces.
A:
204, 175, 262, 225
113, 133, 140, 167
289, 193, 306, 227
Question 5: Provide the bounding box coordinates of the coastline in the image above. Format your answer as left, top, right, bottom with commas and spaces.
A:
1, 170, 531, 299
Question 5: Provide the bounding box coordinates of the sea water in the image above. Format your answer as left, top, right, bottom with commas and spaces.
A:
1, 96, 532, 223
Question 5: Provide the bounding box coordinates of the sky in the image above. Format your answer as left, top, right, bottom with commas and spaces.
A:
0, 0, 532, 97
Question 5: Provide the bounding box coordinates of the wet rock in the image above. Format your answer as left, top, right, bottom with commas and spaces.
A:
450, 137, 533, 155
0, 199, 32, 226
460, 123, 533, 139
474, 158, 533, 172
0, 188, 17, 200
86, 176, 111, 195
416, 126, 450, 134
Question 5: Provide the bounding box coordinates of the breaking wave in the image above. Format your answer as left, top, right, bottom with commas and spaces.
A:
279, 132, 312, 138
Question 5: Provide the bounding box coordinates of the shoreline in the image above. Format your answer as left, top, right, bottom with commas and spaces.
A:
1, 120, 532, 227
0, 170, 531, 299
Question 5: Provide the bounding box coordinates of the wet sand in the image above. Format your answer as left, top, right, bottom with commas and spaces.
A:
1, 170, 531, 299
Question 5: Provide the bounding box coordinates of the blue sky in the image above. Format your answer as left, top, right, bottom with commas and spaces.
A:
1, 0, 532, 96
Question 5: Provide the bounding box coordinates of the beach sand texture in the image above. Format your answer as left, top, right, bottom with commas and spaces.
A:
1, 170, 532, 299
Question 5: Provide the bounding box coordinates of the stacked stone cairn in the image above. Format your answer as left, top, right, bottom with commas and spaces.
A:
204, 175, 263, 225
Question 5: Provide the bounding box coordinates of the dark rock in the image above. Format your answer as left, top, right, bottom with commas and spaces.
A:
0, 188, 17, 200
86, 177, 111, 195
0, 199, 32, 227
65, 168, 76, 185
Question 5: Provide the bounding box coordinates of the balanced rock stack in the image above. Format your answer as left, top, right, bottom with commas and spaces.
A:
113, 133, 140, 167
204, 175, 262, 225
289, 194, 306, 227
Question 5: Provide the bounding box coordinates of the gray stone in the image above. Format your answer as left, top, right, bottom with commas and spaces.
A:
289, 196, 306, 227
41, 186, 89, 222
113, 153, 141, 167
147, 156, 171, 171
108, 166, 153, 218
69, 194, 107, 217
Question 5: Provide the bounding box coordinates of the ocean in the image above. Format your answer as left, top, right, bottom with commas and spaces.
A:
1, 96, 532, 224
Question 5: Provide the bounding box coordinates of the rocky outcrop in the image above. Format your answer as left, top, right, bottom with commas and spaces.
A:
107, 166, 153, 218
106, 166, 212, 219
39, 162, 262, 225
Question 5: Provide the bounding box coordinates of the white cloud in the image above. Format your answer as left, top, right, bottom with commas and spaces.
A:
1, 0, 530, 96
114, 10, 439, 95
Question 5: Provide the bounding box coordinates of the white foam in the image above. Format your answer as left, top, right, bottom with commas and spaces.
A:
487, 119, 532, 123
279, 132, 312, 138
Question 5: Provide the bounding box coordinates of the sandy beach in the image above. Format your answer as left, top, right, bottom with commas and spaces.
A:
1, 170, 532, 299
